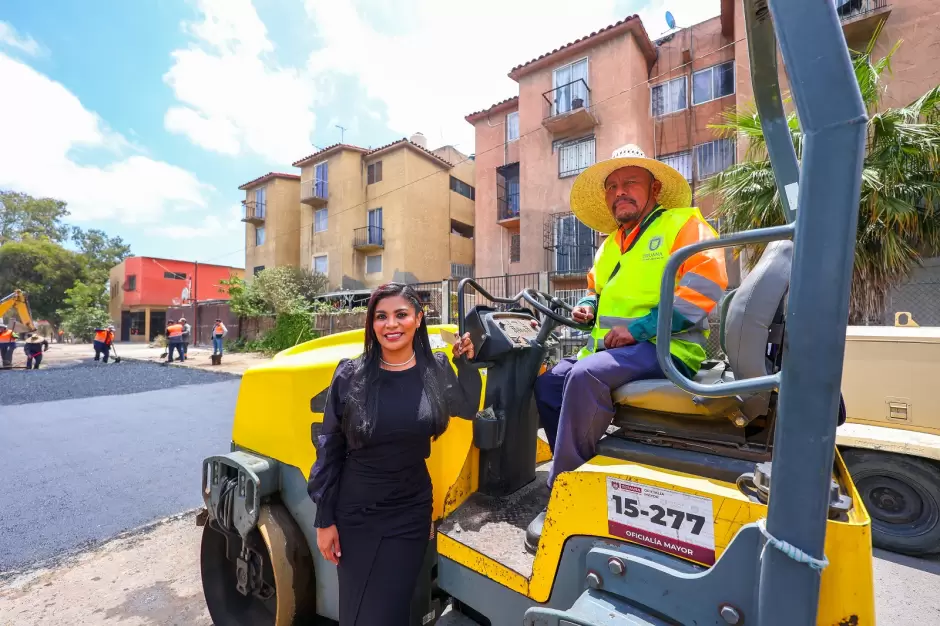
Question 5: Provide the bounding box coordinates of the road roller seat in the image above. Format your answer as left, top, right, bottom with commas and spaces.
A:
611, 240, 794, 428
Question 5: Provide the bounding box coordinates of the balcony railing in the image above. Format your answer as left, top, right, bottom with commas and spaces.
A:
301, 178, 329, 207
541, 79, 597, 135
498, 190, 520, 222
354, 226, 384, 251
837, 0, 888, 21
241, 200, 266, 224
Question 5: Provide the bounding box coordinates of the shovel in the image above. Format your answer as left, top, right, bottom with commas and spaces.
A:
110, 343, 122, 364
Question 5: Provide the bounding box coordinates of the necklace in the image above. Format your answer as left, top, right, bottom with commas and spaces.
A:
380, 352, 416, 367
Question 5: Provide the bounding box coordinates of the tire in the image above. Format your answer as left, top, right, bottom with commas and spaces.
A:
201, 502, 318, 625
842, 448, 940, 556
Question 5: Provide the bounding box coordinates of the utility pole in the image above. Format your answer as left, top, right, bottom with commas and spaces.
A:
336, 125, 347, 143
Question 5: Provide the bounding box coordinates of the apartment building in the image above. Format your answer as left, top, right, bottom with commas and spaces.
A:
291, 133, 475, 290
467, 0, 933, 287
239, 172, 303, 276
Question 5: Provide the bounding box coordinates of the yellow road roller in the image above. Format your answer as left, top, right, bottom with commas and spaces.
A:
197, 0, 877, 623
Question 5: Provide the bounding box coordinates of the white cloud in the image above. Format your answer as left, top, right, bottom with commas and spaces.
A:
0, 53, 214, 223
163, 0, 317, 165
303, 0, 719, 153
0, 21, 44, 56
153, 205, 241, 239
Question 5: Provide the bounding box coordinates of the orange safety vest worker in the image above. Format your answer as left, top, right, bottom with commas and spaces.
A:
0, 329, 14, 343
94, 329, 114, 345
167, 323, 184, 339
213, 323, 225, 336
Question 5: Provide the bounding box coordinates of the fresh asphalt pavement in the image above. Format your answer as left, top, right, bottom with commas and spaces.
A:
0, 360, 239, 572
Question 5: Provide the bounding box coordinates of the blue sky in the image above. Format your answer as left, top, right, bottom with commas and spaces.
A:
0, 0, 718, 269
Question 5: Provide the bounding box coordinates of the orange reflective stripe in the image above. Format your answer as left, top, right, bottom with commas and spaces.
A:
675, 285, 718, 312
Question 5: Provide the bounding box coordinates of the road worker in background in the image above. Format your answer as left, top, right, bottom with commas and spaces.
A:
166, 319, 185, 363
211, 318, 227, 356
0, 320, 18, 369
93, 325, 115, 363
180, 317, 192, 360
24, 333, 47, 369
526, 144, 728, 552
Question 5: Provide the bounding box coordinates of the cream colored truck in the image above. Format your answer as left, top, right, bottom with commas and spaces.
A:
839, 323, 940, 555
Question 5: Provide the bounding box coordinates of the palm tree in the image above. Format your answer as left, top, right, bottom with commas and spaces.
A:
702, 29, 940, 324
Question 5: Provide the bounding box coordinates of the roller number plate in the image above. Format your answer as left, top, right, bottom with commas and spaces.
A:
606, 477, 716, 565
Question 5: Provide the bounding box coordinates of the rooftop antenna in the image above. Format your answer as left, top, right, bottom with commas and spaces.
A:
335, 125, 347, 143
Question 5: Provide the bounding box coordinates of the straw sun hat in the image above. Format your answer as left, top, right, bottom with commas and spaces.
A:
569, 144, 692, 234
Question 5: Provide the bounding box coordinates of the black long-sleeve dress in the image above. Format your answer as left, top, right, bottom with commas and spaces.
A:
307, 351, 481, 626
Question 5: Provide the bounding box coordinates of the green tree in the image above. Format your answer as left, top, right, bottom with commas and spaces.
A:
71, 227, 132, 289
57, 280, 112, 341
702, 34, 940, 324
220, 267, 330, 317
0, 191, 70, 245
0, 239, 86, 327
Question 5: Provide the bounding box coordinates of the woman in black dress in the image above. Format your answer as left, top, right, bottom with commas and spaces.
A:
307, 282, 481, 626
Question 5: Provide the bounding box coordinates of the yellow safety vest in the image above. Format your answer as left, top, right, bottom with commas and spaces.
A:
578, 207, 714, 373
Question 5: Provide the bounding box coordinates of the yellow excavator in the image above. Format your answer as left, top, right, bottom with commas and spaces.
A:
196, 0, 878, 624
0, 290, 36, 333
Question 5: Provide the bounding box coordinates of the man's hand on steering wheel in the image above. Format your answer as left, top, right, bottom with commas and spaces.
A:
604, 326, 636, 349
571, 305, 595, 324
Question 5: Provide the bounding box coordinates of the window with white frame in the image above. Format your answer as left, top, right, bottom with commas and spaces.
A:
658, 151, 692, 182
314, 208, 328, 232
313, 255, 328, 275
693, 61, 735, 105
366, 254, 382, 274
254, 186, 267, 218
651, 76, 687, 116
506, 111, 519, 142
559, 136, 595, 178
694, 139, 736, 178
255, 226, 266, 246
552, 58, 589, 115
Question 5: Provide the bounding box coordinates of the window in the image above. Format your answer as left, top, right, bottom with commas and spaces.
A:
506, 112, 519, 142
559, 136, 595, 178
129, 311, 146, 337
313, 255, 328, 275
314, 208, 328, 233
450, 176, 475, 200
693, 61, 735, 105
694, 139, 736, 178
126, 275, 137, 291
254, 186, 267, 218
367, 161, 383, 184
552, 58, 589, 115
314, 162, 328, 197
451, 263, 473, 279
253, 265, 265, 276
366, 254, 382, 274
163, 271, 186, 280
658, 150, 692, 182
554, 214, 595, 273
451, 219, 474, 239
255, 225, 266, 246
510, 234, 521, 263
497, 163, 520, 220
651, 76, 687, 116
367, 207, 383, 245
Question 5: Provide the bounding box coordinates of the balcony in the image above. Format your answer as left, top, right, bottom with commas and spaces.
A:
353, 226, 384, 252
838, 0, 891, 44
496, 162, 520, 228
241, 200, 265, 224
301, 178, 329, 207
542, 79, 597, 136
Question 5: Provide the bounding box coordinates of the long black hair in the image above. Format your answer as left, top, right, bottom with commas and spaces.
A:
343, 283, 450, 447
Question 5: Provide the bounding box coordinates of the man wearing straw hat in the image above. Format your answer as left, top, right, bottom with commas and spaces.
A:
526, 144, 728, 552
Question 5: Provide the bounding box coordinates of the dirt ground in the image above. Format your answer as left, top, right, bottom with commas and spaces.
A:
0, 512, 211, 626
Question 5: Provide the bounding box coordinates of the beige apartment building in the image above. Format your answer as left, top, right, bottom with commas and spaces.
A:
291, 134, 476, 290
239, 172, 302, 275
467, 0, 934, 288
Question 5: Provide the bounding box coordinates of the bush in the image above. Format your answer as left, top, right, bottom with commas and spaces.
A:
259, 312, 317, 353
220, 268, 330, 318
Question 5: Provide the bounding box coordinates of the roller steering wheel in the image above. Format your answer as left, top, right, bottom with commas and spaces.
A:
521, 289, 594, 332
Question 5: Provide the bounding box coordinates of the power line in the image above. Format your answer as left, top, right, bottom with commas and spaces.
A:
204, 35, 748, 267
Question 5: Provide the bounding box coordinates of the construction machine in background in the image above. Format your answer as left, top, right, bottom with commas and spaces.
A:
0, 289, 37, 334
195, 0, 878, 624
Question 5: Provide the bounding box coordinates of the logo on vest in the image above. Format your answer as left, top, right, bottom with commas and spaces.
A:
643, 236, 665, 260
